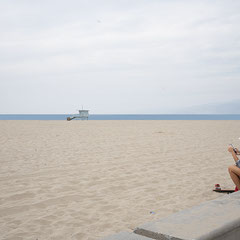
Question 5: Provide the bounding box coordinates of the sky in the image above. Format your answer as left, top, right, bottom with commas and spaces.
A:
0, 0, 240, 114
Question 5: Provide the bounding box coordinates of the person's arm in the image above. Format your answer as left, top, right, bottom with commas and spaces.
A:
228, 146, 239, 162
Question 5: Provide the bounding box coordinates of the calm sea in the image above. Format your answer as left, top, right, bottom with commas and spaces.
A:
1, 114, 240, 120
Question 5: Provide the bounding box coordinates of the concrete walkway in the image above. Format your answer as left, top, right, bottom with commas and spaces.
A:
102, 191, 240, 240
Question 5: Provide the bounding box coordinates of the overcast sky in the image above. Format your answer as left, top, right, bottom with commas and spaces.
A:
0, 0, 240, 114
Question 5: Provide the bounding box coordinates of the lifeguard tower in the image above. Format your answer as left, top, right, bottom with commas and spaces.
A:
67, 109, 89, 121
78, 110, 89, 120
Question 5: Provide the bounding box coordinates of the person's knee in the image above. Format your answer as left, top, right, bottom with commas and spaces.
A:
228, 165, 234, 173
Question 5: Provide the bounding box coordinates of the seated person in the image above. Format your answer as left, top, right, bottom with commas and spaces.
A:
228, 146, 240, 191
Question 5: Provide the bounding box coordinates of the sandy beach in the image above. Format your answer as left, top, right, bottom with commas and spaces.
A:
0, 120, 240, 240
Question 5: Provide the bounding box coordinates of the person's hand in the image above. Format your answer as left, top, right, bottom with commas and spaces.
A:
228, 146, 234, 152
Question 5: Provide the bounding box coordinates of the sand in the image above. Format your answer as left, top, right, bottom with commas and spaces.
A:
0, 120, 239, 240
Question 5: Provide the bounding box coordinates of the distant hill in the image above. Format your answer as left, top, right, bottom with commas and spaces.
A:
180, 99, 240, 114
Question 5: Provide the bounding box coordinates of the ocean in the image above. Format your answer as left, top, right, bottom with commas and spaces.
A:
1, 114, 240, 120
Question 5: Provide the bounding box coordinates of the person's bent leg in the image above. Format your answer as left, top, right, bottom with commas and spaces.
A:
228, 165, 240, 189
